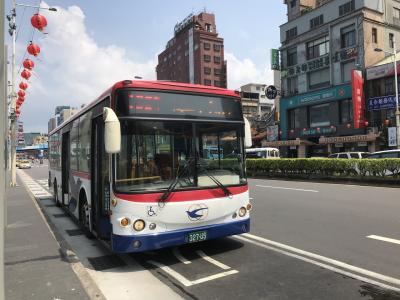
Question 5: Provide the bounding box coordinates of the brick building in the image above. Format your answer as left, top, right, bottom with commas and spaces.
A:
156, 12, 227, 88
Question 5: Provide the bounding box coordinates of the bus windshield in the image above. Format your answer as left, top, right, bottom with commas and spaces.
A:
115, 120, 246, 193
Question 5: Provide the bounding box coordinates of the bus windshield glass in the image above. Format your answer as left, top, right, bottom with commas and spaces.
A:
115, 120, 246, 193
115, 89, 243, 121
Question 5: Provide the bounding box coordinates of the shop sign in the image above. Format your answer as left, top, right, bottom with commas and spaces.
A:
388, 127, 397, 147
300, 126, 337, 137
335, 143, 344, 148
367, 95, 397, 111
366, 61, 400, 80
271, 49, 280, 71
290, 146, 297, 150
282, 55, 330, 78
358, 142, 367, 147
334, 46, 358, 62
319, 133, 377, 144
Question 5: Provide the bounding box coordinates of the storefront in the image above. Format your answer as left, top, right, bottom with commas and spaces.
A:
319, 133, 379, 153
263, 138, 315, 158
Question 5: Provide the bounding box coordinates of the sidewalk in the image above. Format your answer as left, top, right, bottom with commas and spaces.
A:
5, 176, 91, 300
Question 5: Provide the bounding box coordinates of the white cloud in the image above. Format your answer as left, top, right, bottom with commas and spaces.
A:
19, 3, 156, 132
225, 52, 273, 90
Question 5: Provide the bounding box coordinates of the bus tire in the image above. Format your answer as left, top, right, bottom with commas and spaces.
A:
79, 193, 93, 239
53, 181, 60, 207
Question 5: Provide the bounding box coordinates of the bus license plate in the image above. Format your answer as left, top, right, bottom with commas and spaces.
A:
187, 230, 207, 243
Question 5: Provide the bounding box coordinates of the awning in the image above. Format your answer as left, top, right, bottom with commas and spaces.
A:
319, 133, 379, 144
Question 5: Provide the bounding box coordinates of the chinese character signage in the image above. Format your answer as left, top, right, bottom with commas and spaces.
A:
282, 55, 330, 78
334, 46, 358, 62
271, 49, 280, 70
388, 127, 397, 147
351, 70, 365, 129
367, 95, 398, 111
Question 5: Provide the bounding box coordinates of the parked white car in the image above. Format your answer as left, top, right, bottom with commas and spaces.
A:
328, 152, 369, 159
366, 150, 400, 158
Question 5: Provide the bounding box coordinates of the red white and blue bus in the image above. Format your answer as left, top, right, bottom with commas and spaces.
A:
48, 80, 252, 253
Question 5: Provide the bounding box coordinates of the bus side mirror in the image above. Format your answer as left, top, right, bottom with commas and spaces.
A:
244, 117, 252, 148
103, 107, 121, 154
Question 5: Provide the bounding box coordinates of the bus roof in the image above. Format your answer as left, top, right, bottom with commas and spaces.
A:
49, 80, 241, 136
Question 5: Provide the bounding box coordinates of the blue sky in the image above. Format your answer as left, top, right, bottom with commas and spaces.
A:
5, 0, 286, 132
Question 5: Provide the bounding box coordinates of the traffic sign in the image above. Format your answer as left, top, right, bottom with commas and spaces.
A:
266, 85, 277, 100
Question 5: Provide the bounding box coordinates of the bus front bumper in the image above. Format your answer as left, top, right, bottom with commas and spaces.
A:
111, 218, 250, 253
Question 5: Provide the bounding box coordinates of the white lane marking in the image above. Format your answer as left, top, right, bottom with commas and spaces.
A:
235, 235, 400, 292
191, 270, 239, 285
367, 235, 400, 246
147, 260, 193, 287
196, 250, 231, 270
240, 233, 400, 288
172, 247, 191, 265
255, 185, 319, 193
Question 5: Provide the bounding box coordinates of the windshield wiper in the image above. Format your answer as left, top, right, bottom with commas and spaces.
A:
197, 161, 232, 198
158, 158, 194, 206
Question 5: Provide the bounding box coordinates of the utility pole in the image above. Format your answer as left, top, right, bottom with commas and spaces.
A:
393, 36, 400, 149
9, 0, 17, 186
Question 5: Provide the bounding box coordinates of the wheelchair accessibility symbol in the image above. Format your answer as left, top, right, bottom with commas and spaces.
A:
147, 206, 157, 217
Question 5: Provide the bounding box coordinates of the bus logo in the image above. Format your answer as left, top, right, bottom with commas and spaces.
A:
186, 204, 208, 221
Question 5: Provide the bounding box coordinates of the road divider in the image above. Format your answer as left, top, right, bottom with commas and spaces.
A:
235, 233, 400, 292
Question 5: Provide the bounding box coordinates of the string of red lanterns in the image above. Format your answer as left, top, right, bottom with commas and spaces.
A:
17, 13, 48, 118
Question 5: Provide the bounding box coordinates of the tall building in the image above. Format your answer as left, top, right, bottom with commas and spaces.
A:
156, 12, 227, 88
240, 84, 274, 119
272, 0, 400, 157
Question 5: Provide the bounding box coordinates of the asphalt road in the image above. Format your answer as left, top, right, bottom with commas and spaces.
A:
20, 163, 400, 299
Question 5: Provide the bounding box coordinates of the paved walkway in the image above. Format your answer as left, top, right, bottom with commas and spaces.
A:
5, 175, 93, 300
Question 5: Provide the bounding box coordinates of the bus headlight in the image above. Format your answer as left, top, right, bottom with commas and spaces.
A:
111, 198, 118, 207
238, 207, 247, 217
133, 219, 145, 231
119, 217, 130, 227
246, 203, 252, 211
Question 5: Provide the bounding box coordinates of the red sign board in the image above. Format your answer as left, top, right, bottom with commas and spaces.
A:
352, 70, 365, 129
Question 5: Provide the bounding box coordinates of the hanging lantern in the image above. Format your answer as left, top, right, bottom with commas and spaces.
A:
17, 96, 25, 103
23, 59, 35, 70
18, 90, 25, 98
17, 98, 23, 106
16, 102, 21, 109
364, 120, 369, 127
15, 108, 20, 115
31, 13, 48, 31
19, 82, 28, 90
21, 69, 31, 80
27, 42, 40, 56
384, 119, 390, 126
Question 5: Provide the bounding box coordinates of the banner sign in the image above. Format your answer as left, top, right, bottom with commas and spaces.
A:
367, 95, 398, 111
366, 61, 400, 80
267, 125, 279, 142
300, 126, 336, 137
388, 127, 397, 147
282, 55, 330, 78
334, 46, 358, 62
271, 49, 280, 70
351, 70, 365, 129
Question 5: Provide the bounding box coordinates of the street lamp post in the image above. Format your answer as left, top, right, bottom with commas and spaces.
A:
375, 37, 400, 149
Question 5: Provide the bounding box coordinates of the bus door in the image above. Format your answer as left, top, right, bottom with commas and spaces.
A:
61, 132, 70, 206
91, 116, 111, 239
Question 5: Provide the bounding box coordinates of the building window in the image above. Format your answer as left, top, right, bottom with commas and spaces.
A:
214, 80, 221, 87
394, 7, 400, 22
204, 55, 211, 62
309, 103, 330, 127
372, 28, 377, 43
204, 79, 212, 86
341, 60, 355, 83
214, 68, 221, 76
286, 27, 297, 40
339, 0, 355, 16
371, 80, 381, 97
205, 23, 212, 32
308, 68, 330, 90
204, 67, 211, 75
341, 25, 356, 48
307, 36, 329, 60
389, 33, 394, 48
214, 44, 221, 51
289, 108, 301, 129
385, 78, 394, 95
214, 56, 221, 64
290, 0, 296, 8
204, 42, 211, 50
287, 76, 298, 95
339, 99, 353, 124
310, 15, 324, 29
287, 47, 297, 67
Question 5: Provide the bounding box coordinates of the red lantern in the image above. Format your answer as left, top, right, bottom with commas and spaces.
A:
384, 119, 390, 126
31, 13, 47, 31
21, 69, 31, 80
19, 82, 28, 90
27, 42, 40, 56
17, 99, 23, 106
15, 108, 20, 115
364, 120, 369, 127
23, 59, 35, 70
17, 96, 25, 103
17, 90, 25, 98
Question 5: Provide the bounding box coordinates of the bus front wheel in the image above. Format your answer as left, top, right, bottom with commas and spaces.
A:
79, 194, 93, 238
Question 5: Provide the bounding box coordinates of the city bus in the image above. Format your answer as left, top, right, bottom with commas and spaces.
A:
48, 80, 252, 253
245, 147, 280, 159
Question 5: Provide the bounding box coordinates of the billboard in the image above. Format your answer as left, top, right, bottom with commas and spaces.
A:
351, 70, 365, 129
271, 49, 280, 71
